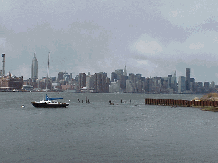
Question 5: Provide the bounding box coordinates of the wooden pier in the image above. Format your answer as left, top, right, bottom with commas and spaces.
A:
145, 98, 218, 107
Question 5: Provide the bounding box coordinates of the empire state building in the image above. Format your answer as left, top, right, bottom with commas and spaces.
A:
31, 53, 38, 82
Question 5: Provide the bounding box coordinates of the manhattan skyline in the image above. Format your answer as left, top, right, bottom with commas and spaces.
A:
1, 0, 218, 83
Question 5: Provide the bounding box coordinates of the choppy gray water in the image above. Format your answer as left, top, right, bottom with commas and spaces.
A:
1, 92, 218, 163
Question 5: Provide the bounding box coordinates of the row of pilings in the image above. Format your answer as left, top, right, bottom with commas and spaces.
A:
145, 98, 218, 107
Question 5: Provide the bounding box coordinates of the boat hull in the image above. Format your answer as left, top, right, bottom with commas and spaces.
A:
31, 102, 69, 108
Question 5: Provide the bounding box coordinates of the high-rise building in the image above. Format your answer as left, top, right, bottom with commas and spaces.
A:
204, 82, 210, 92
115, 69, 123, 76
135, 74, 142, 82
210, 81, 215, 88
111, 72, 117, 82
100, 72, 107, 93
93, 73, 102, 93
124, 65, 127, 76
196, 82, 203, 93
58, 72, 64, 81
63, 72, 70, 82
79, 73, 86, 89
31, 53, 38, 82
93, 72, 109, 93
86, 75, 94, 91
190, 78, 195, 92
171, 71, 177, 92
144, 78, 152, 93
119, 75, 126, 91
128, 73, 136, 92
129, 73, 135, 83
178, 76, 186, 93
126, 79, 135, 93
186, 68, 190, 90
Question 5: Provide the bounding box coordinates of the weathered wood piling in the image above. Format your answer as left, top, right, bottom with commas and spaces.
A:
145, 98, 218, 107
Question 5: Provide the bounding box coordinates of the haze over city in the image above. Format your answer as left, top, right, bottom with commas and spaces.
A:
1, 0, 218, 82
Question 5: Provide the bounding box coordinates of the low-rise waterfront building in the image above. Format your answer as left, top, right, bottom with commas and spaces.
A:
0, 73, 23, 91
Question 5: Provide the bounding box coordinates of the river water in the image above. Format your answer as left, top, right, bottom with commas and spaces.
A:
1, 92, 218, 163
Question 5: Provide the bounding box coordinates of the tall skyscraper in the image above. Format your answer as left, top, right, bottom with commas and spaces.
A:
178, 76, 186, 93
124, 65, 127, 76
79, 73, 86, 89
111, 72, 117, 82
186, 68, 190, 90
115, 69, 123, 76
171, 71, 177, 92
58, 72, 64, 81
99, 72, 107, 92
31, 53, 38, 81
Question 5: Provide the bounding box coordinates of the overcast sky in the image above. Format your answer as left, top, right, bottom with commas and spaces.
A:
1, 0, 218, 83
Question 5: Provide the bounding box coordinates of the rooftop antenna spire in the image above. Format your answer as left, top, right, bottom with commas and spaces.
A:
47, 52, 50, 78
46, 52, 50, 90
124, 63, 127, 76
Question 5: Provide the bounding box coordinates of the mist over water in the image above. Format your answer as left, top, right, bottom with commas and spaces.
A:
0, 92, 217, 162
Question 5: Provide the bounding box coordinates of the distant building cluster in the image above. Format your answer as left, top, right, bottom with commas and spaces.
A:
0, 53, 194, 93
22, 54, 218, 94
0, 52, 216, 93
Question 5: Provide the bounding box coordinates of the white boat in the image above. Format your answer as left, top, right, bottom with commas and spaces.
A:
31, 94, 69, 108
